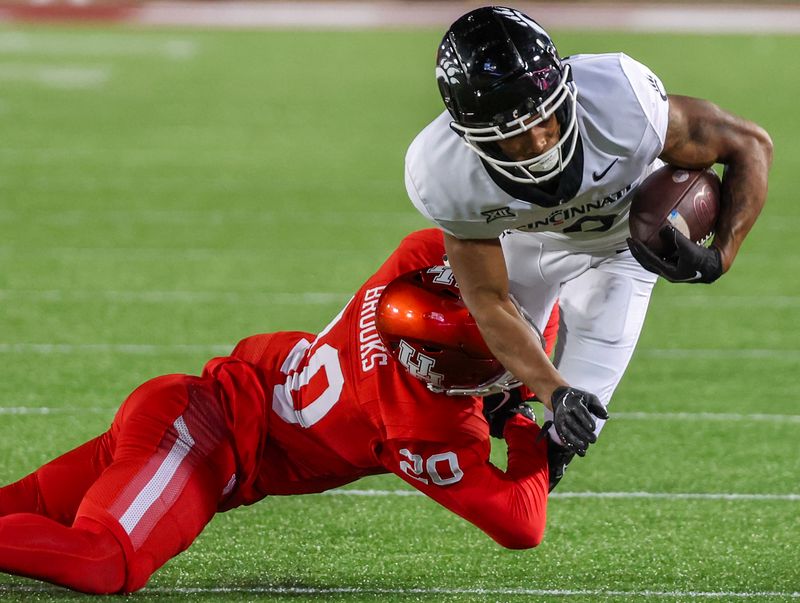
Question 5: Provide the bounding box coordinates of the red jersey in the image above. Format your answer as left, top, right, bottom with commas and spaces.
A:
215, 229, 551, 548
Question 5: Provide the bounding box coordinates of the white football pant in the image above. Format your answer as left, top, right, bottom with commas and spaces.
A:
501, 230, 658, 441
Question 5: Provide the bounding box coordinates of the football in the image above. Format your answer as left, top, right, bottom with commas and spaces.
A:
629, 165, 721, 256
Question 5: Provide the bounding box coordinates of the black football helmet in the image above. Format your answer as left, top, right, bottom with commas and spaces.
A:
436, 6, 578, 184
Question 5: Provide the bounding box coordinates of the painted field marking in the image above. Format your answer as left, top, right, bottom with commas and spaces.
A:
0, 246, 376, 260
1, 342, 798, 361
2, 405, 798, 426
0, 404, 796, 423
655, 295, 800, 309
0, 208, 417, 223
0, 343, 232, 355
0, 288, 350, 305
0, 406, 112, 415
0, 31, 197, 59
0, 584, 797, 599
0, 63, 110, 88
613, 411, 800, 424
2, 288, 797, 308
323, 489, 800, 502
637, 348, 800, 360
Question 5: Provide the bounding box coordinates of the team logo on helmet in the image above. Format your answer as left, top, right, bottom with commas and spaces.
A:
435, 52, 463, 86
396, 340, 445, 388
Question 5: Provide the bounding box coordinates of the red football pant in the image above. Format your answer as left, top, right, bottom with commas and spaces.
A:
0, 374, 236, 594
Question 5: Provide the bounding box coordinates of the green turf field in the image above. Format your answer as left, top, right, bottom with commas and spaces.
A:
0, 24, 798, 602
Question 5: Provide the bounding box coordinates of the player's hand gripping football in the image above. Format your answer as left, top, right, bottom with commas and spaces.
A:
627, 225, 723, 284
482, 389, 536, 439
551, 386, 608, 456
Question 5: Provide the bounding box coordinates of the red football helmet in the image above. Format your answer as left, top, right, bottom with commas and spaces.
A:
376, 265, 536, 396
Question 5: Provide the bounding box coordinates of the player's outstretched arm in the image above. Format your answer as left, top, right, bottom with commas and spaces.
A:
443, 233, 605, 454
443, 233, 566, 408
659, 95, 773, 275
386, 414, 549, 550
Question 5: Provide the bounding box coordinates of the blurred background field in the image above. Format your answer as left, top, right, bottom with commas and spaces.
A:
0, 7, 798, 602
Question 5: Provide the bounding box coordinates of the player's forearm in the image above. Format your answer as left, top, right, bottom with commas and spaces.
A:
662, 97, 773, 274
714, 129, 772, 272
470, 295, 566, 410
442, 233, 567, 407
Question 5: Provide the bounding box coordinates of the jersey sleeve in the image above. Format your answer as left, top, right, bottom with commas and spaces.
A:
619, 54, 670, 164
381, 414, 549, 549
404, 113, 510, 241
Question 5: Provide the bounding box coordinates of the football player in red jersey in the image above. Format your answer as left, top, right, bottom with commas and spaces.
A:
0, 229, 575, 595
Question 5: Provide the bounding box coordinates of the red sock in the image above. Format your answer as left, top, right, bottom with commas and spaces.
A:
0, 514, 125, 594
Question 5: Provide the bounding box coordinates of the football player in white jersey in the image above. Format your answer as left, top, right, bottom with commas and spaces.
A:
405, 6, 772, 484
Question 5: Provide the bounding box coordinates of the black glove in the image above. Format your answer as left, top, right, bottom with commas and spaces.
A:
483, 389, 535, 439
551, 386, 608, 456
627, 225, 723, 284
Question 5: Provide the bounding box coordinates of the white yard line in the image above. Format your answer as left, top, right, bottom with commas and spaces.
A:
147, 585, 800, 599
3, 289, 798, 308
0, 406, 114, 415
1, 584, 797, 599
1, 342, 798, 361
613, 411, 800, 423
0, 208, 419, 224
0, 343, 232, 355
0, 63, 110, 88
637, 348, 800, 360
0, 406, 800, 424
654, 295, 800, 308
324, 489, 800, 502
0, 31, 197, 60
0, 289, 349, 305
3, 404, 799, 426
0, 246, 371, 260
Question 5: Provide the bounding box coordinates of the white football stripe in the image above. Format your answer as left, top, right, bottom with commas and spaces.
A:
118, 416, 195, 535
0, 288, 349, 305
0, 63, 110, 88
0, 343, 230, 355
0, 208, 421, 224
2, 584, 798, 599
2, 405, 800, 425
637, 348, 800, 360
323, 489, 800, 502
145, 586, 800, 598
1, 342, 798, 360
0, 31, 197, 59
613, 411, 800, 423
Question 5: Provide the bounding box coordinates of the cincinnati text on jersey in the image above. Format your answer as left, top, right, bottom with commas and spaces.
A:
517, 183, 633, 231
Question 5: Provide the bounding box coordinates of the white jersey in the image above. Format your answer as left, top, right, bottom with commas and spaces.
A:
405, 53, 670, 251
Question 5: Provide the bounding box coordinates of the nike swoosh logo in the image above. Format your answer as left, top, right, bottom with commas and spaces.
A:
592, 158, 618, 182
671, 271, 703, 282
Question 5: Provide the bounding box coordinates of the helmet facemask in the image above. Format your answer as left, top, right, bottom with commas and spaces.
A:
450, 64, 579, 185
